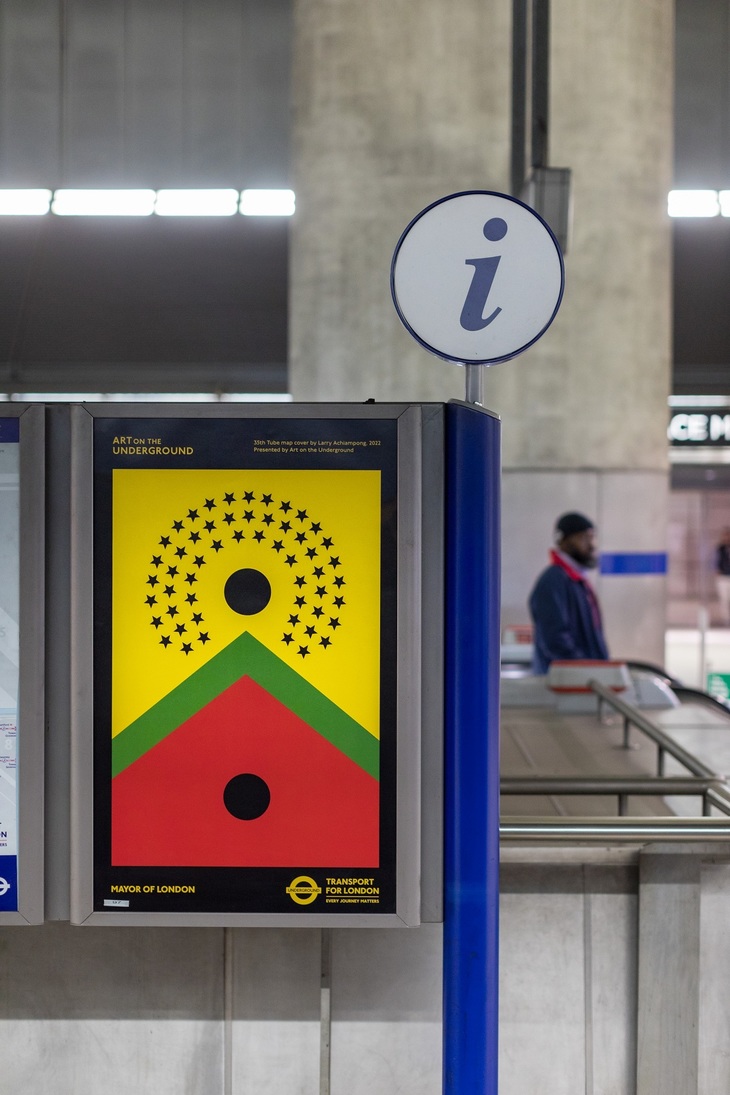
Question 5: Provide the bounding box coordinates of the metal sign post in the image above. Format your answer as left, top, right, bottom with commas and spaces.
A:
391, 190, 565, 1095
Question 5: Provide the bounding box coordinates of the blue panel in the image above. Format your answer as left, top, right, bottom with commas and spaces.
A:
0, 856, 18, 911
600, 552, 667, 576
443, 402, 500, 1095
0, 418, 20, 443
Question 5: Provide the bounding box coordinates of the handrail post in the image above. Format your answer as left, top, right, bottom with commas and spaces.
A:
658, 746, 665, 777
623, 715, 631, 749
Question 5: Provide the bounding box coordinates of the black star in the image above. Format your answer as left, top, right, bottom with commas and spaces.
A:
310, 522, 322, 534
288, 613, 300, 625
282, 632, 294, 645
284, 554, 297, 567
147, 575, 159, 587
280, 520, 292, 533
172, 520, 184, 532
192, 612, 204, 624
295, 532, 307, 544
160, 635, 172, 647
181, 642, 193, 655
294, 575, 306, 587
175, 623, 186, 635
145, 595, 157, 606
223, 492, 235, 504
204, 498, 216, 510
243, 491, 255, 502
184, 572, 197, 585
261, 493, 273, 506
306, 547, 318, 559
159, 536, 171, 548
294, 596, 306, 607
262, 513, 274, 525
166, 565, 178, 577
189, 531, 201, 543
297, 645, 310, 658
242, 510, 255, 523
328, 617, 341, 629
187, 509, 199, 521
211, 540, 223, 552
223, 512, 235, 525
166, 605, 178, 618
232, 530, 245, 542
319, 635, 331, 648
193, 555, 205, 567
150, 555, 162, 567
296, 509, 308, 522
198, 632, 210, 644
163, 584, 175, 596
253, 530, 265, 542
322, 537, 333, 549
175, 546, 187, 558
313, 566, 325, 578
186, 593, 197, 605
333, 576, 345, 588
280, 500, 291, 512
315, 586, 327, 597
312, 606, 324, 618
305, 625, 316, 638
329, 556, 341, 568
204, 520, 216, 532
272, 539, 284, 553
151, 616, 162, 628
333, 596, 345, 607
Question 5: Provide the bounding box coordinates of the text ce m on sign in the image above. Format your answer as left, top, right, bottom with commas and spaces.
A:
391, 190, 565, 365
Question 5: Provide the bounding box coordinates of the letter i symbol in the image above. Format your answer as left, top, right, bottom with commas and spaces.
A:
459, 218, 509, 331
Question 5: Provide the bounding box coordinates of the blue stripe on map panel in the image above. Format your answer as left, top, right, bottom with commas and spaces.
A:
600, 552, 667, 576
0, 418, 19, 443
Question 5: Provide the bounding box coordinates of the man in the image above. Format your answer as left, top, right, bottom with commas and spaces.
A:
528, 512, 609, 674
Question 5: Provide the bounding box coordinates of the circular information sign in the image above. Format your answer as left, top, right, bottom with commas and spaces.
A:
390, 190, 565, 365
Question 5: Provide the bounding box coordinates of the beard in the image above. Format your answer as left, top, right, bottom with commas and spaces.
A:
567, 545, 597, 569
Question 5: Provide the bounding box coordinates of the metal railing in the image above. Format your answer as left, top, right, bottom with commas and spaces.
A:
499, 678, 730, 842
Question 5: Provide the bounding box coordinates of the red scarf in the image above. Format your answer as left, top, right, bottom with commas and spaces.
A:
550, 549, 604, 632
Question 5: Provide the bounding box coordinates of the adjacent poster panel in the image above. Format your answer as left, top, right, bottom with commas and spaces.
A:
0, 419, 20, 914
74, 407, 430, 925
0, 406, 44, 926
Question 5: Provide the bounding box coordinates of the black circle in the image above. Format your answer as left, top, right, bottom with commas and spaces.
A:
224, 568, 271, 615
223, 773, 271, 820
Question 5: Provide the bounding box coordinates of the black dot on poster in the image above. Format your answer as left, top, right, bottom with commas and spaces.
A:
223, 773, 271, 820
224, 568, 271, 615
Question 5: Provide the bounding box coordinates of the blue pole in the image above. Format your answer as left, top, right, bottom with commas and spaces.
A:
443, 400, 501, 1095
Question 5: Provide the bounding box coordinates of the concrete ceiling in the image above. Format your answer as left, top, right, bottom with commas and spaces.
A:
0, 0, 723, 395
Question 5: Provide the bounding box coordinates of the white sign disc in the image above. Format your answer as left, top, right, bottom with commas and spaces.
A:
390, 190, 565, 365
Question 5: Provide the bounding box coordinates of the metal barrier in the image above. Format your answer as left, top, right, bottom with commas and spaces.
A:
499, 678, 730, 842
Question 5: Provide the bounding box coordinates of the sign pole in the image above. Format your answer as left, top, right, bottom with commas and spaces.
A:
465, 363, 484, 406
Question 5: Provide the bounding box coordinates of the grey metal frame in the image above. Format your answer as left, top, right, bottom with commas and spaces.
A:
70, 402, 444, 927
0, 405, 45, 925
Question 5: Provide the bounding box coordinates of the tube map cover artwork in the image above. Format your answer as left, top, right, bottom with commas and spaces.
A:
92, 417, 398, 915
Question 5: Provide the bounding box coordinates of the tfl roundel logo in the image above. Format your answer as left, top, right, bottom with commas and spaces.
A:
0, 876, 11, 898
286, 876, 322, 906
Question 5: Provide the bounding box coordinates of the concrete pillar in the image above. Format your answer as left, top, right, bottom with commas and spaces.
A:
290, 0, 674, 665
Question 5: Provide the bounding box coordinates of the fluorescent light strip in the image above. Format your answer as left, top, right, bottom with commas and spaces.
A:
668, 189, 720, 217
52, 189, 156, 216
0, 189, 295, 216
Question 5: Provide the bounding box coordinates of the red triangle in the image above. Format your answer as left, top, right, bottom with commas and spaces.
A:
111, 675, 379, 867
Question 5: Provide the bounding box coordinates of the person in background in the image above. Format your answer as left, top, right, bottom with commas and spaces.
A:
528, 511, 609, 674
715, 527, 730, 625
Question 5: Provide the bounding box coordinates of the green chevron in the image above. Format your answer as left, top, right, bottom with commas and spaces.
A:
111, 631, 380, 780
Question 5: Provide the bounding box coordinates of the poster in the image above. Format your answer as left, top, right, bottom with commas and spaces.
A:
92, 416, 398, 915
0, 418, 20, 913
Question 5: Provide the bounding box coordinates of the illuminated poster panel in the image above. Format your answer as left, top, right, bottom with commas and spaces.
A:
78, 409, 427, 925
0, 419, 20, 913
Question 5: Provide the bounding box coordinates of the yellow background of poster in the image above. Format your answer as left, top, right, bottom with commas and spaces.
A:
112, 468, 381, 739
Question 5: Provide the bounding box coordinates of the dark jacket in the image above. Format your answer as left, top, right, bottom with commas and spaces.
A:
528, 551, 609, 674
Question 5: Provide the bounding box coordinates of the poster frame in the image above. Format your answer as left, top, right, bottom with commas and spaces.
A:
70, 402, 442, 927
0, 404, 45, 926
